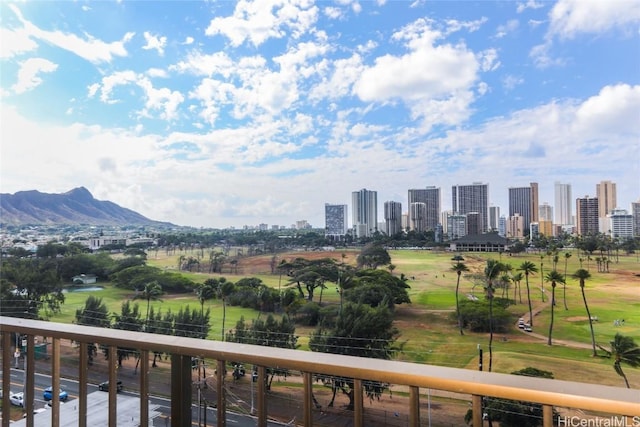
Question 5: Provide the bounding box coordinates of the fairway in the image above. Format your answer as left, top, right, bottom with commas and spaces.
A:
51, 247, 640, 390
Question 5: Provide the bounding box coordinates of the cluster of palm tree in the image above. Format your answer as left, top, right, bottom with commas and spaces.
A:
449, 254, 640, 386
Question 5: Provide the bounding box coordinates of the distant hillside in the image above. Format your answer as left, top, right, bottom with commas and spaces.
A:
0, 187, 173, 226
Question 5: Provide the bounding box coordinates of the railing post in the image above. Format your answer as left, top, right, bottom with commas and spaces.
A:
257, 365, 267, 427
170, 354, 192, 427
108, 344, 118, 427
472, 394, 482, 427
353, 379, 363, 427
51, 338, 61, 427
25, 335, 35, 427
409, 386, 420, 427
1, 332, 11, 427
303, 372, 313, 426
543, 404, 553, 427
216, 359, 226, 427
139, 350, 149, 427
79, 342, 88, 427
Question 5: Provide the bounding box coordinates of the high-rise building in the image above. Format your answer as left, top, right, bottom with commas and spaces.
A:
409, 202, 427, 232
324, 204, 348, 239
489, 206, 500, 231
498, 216, 507, 237
539, 202, 553, 222
596, 180, 617, 218
509, 186, 535, 233
576, 196, 599, 236
384, 201, 403, 236
352, 188, 378, 238
608, 209, 634, 238
447, 214, 467, 239
632, 200, 640, 237
452, 182, 488, 234
407, 187, 441, 231
530, 182, 539, 223
507, 214, 525, 239
554, 182, 573, 226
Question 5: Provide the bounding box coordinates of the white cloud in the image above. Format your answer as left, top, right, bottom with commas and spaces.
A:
529, 42, 565, 68
92, 70, 184, 120
495, 19, 519, 38
2, 84, 638, 227
97, 70, 138, 103
478, 48, 500, 72
323, 7, 343, 20
8, 4, 134, 64
205, 0, 319, 47
353, 18, 479, 130
11, 58, 58, 94
0, 27, 38, 59
517, 0, 543, 14
171, 51, 236, 77
548, 0, 640, 39
573, 84, 640, 136
502, 75, 524, 91
146, 68, 169, 78
137, 78, 185, 121
182, 36, 194, 45
142, 31, 167, 56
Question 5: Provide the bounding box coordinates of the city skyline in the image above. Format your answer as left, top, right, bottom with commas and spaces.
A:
1, 1, 638, 228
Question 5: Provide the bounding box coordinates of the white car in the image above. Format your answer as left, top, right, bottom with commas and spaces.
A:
10, 391, 24, 407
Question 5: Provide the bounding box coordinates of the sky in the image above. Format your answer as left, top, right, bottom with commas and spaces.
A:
1, 0, 639, 229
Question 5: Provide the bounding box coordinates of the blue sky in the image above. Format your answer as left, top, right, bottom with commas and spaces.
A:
1, 0, 638, 228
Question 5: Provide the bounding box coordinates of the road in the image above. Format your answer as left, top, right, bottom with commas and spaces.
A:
3, 369, 291, 426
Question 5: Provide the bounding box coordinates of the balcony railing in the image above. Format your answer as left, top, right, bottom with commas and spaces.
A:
1, 316, 638, 427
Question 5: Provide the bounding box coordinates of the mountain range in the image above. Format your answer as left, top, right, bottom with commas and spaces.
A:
0, 187, 171, 226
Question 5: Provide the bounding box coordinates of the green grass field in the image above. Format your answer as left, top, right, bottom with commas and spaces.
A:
48, 248, 640, 389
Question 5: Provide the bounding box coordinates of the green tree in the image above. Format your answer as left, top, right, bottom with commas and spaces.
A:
517, 261, 538, 327
511, 272, 524, 304
562, 252, 572, 310
75, 296, 110, 365
204, 277, 235, 340
484, 259, 506, 372
544, 270, 564, 346
344, 269, 411, 309
111, 301, 143, 367
309, 302, 399, 409
0, 258, 65, 319
572, 269, 597, 356
356, 243, 391, 269
132, 281, 164, 326
226, 314, 298, 389
196, 282, 216, 337
451, 261, 469, 335
599, 334, 640, 388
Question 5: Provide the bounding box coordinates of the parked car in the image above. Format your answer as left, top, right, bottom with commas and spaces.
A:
43, 387, 68, 402
98, 380, 123, 392
524, 325, 533, 332
9, 391, 24, 407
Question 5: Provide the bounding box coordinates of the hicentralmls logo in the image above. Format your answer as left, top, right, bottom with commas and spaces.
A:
557, 416, 640, 427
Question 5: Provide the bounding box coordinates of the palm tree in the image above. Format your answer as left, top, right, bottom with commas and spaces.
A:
511, 272, 524, 303
133, 281, 163, 327
544, 270, 564, 346
517, 261, 538, 327
196, 282, 216, 338
599, 333, 640, 388
539, 255, 545, 302
451, 261, 469, 335
562, 252, 572, 310
573, 269, 597, 356
484, 259, 504, 372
